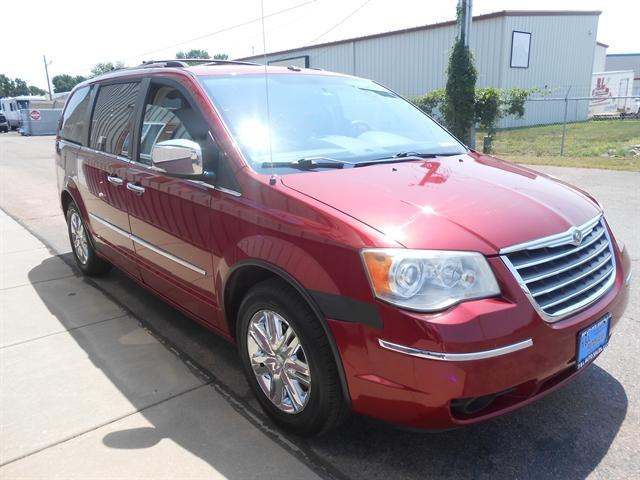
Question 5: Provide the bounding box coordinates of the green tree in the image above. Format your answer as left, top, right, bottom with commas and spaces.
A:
0, 74, 15, 97
413, 88, 446, 118
474, 87, 532, 135
176, 49, 211, 59
413, 87, 533, 141
90, 62, 125, 78
52, 74, 87, 93
28, 85, 47, 96
213, 53, 229, 60
0, 74, 47, 97
444, 38, 477, 144
13, 78, 29, 96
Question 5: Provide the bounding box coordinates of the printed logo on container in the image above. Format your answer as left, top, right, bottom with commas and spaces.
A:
30, 110, 41, 121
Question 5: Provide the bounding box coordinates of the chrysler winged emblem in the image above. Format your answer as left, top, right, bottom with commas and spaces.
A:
571, 227, 583, 246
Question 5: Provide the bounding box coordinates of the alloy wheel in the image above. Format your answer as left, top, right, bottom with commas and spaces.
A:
70, 211, 89, 265
246, 309, 311, 414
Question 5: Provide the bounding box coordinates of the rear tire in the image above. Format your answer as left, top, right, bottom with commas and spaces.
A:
237, 279, 349, 436
66, 202, 111, 276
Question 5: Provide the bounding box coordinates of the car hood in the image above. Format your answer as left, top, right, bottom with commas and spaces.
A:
280, 152, 601, 254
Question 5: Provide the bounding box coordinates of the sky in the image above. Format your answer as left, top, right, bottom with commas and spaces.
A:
1, 0, 638, 90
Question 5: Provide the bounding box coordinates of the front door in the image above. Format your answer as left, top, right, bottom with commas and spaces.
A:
125, 79, 217, 323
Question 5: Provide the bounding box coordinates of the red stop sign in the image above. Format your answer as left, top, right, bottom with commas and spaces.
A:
30, 110, 41, 121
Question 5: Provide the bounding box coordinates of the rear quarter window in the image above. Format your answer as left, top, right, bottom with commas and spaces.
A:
60, 86, 91, 145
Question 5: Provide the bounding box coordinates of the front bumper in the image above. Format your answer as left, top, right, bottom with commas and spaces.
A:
328, 246, 631, 430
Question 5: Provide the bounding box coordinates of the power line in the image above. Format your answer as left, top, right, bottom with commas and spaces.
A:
124, 0, 317, 61
303, 0, 372, 47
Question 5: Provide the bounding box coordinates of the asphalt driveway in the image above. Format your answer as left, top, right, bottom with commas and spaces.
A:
0, 133, 638, 479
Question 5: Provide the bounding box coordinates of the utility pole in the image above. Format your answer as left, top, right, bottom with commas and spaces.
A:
458, 0, 475, 148
42, 55, 53, 100
458, 0, 473, 46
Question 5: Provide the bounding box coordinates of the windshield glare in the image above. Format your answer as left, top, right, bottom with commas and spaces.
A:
200, 73, 465, 173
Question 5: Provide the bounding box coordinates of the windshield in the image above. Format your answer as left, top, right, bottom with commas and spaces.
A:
199, 73, 465, 173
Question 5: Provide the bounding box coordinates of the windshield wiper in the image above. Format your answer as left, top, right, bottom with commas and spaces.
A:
261, 157, 350, 170
354, 151, 461, 167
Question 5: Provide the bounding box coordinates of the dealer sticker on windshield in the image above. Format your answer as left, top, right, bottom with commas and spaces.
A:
577, 314, 611, 369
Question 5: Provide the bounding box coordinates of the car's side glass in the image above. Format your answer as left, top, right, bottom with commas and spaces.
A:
135, 82, 240, 192
60, 86, 91, 145
90, 82, 140, 157
135, 85, 204, 166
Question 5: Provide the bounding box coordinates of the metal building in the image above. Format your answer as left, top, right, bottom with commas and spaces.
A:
240, 10, 602, 127
593, 42, 608, 74
605, 53, 640, 95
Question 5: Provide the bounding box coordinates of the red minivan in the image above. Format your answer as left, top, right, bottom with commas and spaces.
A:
56, 60, 632, 436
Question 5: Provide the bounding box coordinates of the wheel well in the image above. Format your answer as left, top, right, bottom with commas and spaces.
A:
224, 262, 352, 406
224, 265, 279, 339
60, 190, 74, 216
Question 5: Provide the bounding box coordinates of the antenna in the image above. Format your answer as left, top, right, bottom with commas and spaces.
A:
260, 0, 276, 186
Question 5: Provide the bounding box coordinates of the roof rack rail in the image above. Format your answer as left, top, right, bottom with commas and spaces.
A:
138, 58, 260, 68
202, 59, 260, 66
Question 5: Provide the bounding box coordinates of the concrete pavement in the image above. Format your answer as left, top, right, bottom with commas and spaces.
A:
0, 208, 322, 479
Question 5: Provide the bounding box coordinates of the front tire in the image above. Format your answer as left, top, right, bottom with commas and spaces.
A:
237, 279, 349, 436
66, 203, 111, 276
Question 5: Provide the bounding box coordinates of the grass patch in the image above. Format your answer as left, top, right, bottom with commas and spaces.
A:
478, 119, 640, 170
501, 155, 640, 171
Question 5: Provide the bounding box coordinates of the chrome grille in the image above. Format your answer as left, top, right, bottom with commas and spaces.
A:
501, 216, 616, 322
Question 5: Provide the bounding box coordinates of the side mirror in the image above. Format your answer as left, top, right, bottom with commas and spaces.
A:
151, 139, 204, 176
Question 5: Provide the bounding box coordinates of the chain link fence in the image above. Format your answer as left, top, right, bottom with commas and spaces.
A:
478, 95, 640, 168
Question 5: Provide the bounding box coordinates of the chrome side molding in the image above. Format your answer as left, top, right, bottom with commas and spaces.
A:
88, 213, 206, 275
378, 338, 533, 362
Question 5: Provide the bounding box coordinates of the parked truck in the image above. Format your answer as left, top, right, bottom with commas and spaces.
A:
0, 96, 57, 130
589, 70, 639, 118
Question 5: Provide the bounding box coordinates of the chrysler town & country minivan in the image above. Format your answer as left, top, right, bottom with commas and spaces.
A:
55, 60, 632, 436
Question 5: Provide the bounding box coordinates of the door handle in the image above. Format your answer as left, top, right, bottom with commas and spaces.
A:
107, 175, 123, 186
127, 182, 145, 195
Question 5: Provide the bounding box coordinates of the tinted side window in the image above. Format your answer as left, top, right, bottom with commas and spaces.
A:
136, 82, 238, 190
137, 85, 209, 165
60, 86, 91, 144
90, 82, 140, 156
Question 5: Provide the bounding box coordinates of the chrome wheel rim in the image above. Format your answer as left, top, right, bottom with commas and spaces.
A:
70, 211, 89, 265
246, 309, 311, 414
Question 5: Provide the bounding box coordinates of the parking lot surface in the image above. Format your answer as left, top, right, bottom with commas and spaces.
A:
1, 132, 638, 479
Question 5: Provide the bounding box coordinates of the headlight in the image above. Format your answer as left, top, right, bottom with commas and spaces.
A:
361, 249, 500, 312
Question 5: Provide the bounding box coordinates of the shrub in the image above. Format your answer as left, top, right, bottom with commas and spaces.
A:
444, 39, 477, 144
413, 87, 533, 137
413, 89, 446, 120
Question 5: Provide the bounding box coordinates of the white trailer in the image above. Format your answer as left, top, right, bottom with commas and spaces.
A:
589, 70, 639, 118
0, 96, 47, 130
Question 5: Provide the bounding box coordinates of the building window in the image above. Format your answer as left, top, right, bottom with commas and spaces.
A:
510, 31, 531, 68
